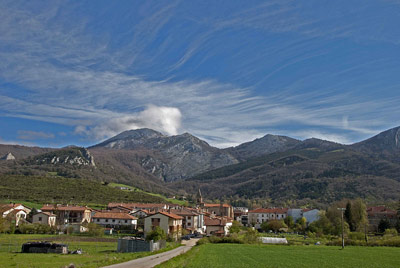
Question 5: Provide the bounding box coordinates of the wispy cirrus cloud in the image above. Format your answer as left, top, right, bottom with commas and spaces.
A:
17, 130, 54, 140
0, 1, 400, 148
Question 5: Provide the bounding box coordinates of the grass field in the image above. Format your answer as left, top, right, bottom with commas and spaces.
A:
108, 183, 187, 206
0, 234, 180, 268
156, 243, 400, 268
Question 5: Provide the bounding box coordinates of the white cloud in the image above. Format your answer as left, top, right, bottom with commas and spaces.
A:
17, 130, 54, 140
75, 105, 182, 140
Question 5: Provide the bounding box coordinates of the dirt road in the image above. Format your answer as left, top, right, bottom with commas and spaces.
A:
102, 238, 198, 268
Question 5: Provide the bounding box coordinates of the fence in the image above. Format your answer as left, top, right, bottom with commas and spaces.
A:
117, 237, 166, 253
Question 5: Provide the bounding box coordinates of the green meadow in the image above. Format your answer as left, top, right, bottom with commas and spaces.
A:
156, 243, 400, 268
0, 234, 180, 268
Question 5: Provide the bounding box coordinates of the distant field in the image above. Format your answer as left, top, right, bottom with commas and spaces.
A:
0, 234, 179, 268
0, 175, 168, 208
108, 182, 187, 206
157, 243, 400, 268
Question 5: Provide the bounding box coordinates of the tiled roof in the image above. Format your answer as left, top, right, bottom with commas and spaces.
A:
108, 203, 167, 209
93, 212, 137, 220
204, 216, 230, 226
154, 211, 183, 220
248, 208, 288, 214
170, 209, 198, 216
204, 203, 231, 208
0, 203, 24, 213
41, 205, 92, 212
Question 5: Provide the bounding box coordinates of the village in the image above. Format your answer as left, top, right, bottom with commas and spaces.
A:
1, 188, 397, 242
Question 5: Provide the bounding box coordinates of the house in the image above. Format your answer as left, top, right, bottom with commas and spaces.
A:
170, 208, 202, 234
131, 209, 152, 219
196, 189, 233, 218
233, 207, 249, 226
248, 208, 288, 229
144, 211, 183, 239
201, 203, 234, 218
367, 206, 398, 232
204, 216, 232, 236
92, 211, 137, 230
32, 212, 57, 227
287, 208, 303, 221
0, 203, 31, 226
41, 204, 92, 232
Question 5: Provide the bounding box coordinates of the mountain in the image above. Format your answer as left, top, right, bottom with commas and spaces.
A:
91, 129, 239, 182
224, 134, 300, 161
173, 127, 400, 205
351, 126, 400, 153
30, 147, 96, 166
1, 126, 400, 206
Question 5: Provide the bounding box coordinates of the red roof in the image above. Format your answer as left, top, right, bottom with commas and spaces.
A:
93, 212, 137, 220
170, 209, 198, 216
248, 208, 288, 214
367, 206, 397, 216
41, 205, 92, 212
108, 203, 167, 209
204, 216, 230, 226
153, 211, 183, 220
204, 203, 231, 208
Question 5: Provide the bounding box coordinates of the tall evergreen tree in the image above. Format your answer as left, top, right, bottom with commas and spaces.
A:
344, 202, 354, 231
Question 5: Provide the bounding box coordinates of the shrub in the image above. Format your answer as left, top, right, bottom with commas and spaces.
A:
87, 223, 104, 237
348, 232, 365, 241
384, 228, 398, 237
146, 227, 166, 242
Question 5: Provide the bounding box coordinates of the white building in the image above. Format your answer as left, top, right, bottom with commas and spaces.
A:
248, 208, 288, 229
32, 212, 57, 227
92, 211, 137, 229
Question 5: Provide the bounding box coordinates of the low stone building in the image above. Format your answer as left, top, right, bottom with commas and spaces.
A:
32, 212, 57, 227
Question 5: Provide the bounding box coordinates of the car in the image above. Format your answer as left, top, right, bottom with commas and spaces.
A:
181, 235, 191, 240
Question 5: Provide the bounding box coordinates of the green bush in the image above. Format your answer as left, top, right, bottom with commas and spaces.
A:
348, 232, 365, 241
384, 228, 398, 237
146, 227, 167, 242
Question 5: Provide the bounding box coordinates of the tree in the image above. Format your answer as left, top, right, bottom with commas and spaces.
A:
378, 219, 391, 233
261, 220, 287, 232
295, 217, 307, 232
350, 199, 367, 232
87, 223, 104, 236
146, 227, 167, 242
284, 216, 294, 229
344, 202, 354, 231
229, 220, 242, 234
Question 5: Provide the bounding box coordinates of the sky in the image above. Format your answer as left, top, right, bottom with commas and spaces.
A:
1, 0, 400, 148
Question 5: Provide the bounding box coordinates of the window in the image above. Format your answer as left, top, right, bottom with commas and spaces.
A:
38, 217, 42, 221
125, 220, 128, 223
112, 219, 115, 222
188, 222, 191, 226
97, 219, 100, 222
105, 219, 108, 222
188, 216, 191, 220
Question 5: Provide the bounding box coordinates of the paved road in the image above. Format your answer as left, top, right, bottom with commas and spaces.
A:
102, 239, 198, 268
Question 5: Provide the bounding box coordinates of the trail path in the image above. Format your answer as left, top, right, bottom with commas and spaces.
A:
102, 238, 198, 268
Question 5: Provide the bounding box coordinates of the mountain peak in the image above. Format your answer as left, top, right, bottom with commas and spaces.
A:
352, 126, 400, 152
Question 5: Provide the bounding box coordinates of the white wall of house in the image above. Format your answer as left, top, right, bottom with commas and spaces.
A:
93, 218, 137, 227
32, 213, 56, 227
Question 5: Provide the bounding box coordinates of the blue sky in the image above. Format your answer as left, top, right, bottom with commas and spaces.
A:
1, 0, 400, 148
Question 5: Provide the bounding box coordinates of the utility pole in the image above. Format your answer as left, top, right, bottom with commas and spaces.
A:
337, 208, 346, 249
